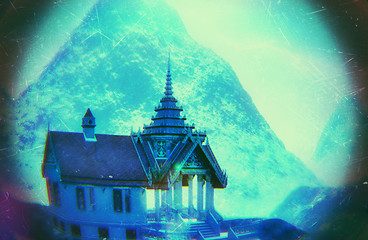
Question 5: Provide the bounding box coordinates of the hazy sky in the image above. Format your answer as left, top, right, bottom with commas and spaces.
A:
168, 0, 352, 164
19, 0, 352, 166
16, 1, 97, 96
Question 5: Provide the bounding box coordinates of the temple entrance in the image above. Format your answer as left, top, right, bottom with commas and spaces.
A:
146, 172, 214, 222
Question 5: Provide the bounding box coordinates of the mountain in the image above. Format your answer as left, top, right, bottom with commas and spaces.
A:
271, 185, 368, 240
271, 186, 343, 232
221, 218, 308, 240
12, 0, 318, 217
310, 95, 368, 186
270, 95, 368, 239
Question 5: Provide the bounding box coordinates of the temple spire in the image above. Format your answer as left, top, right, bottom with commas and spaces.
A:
168, 48, 171, 73
142, 52, 194, 136
164, 49, 173, 97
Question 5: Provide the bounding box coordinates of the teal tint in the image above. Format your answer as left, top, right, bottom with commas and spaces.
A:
15, 0, 353, 218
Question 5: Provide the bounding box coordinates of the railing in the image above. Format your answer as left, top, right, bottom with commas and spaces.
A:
140, 214, 194, 240
231, 223, 257, 234
176, 212, 185, 226
196, 230, 206, 240
146, 211, 156, 222
207, 211, 220, 235
140, 227, 166, 239
211, 209, 224, 222
229, 220, 264, 238
228, 227, 239, 240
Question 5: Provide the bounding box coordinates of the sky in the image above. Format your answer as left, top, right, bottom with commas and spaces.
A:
0, 0, 364, 222
16, 0, 352, 167
9, 0, 358, 190
15, 0, 98, 96
167, 0, 352, 165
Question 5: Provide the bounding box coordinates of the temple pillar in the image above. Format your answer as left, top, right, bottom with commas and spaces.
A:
205, 175, 214, 212
154, 189, 160, 221
174, 174, 183, 211
197, 175, 204, 217
161, 190, 166, 209
187, 175, 194, 216
166, 186, 173, 208
166, 186, 173, 221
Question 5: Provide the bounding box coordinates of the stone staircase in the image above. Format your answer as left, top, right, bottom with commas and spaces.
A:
188, 221, 219, 238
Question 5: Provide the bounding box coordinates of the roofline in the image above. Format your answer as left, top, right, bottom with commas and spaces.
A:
49, 131, 130, 138
60, 177, 150, 187
130, 134, 151, 184
151, 116, 186, 121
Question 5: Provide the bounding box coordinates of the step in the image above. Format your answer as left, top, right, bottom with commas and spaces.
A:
200, 230, 218, 237
188, 222, 221, 238
189, 226, 212, 230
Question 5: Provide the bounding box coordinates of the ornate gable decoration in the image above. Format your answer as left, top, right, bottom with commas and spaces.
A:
155, 141, 166, 158
184, 152, 203, 169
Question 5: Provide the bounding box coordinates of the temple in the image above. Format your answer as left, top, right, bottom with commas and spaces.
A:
42, 56, 228, 239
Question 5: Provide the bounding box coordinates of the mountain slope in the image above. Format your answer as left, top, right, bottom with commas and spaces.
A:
310, 96, 368, 186
271, 185, 368, 240
13, 0, 318, 217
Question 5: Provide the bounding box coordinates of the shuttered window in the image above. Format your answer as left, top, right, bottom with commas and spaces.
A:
113, 189, 122, 212
76, 187, 85, 211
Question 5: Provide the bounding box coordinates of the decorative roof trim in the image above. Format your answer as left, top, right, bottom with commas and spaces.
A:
60, 177, 149, 187
130, 135, 152, 185
199, 144, 227, 188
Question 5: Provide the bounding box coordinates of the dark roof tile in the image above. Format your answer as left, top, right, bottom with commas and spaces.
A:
47, 131, 148, 183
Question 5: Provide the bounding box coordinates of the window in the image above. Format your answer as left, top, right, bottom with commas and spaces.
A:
98, 227, 109, 239
126, 229, 136, 240
52, 217, 58, 227
52, 217, 65, 233
52, 182, 60, 206
113, 189, 131, 213
113, 189, 122, 212
60, 221, 65, 233
52, 217, 66, 233
89, 188, 95, 210
125, 190, 131, 213
76, 187, 85, 211
70, 224, 81, 238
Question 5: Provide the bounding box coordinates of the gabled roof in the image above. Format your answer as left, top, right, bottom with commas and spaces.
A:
42, 59, 227, 189
165, 140, 227, 188
43, 131, 149, 187
200, 144, 228, 187
139, 135, 159, 175
132, 134, 227, 189
43, 131, 227, 188
153, 139, 197, 186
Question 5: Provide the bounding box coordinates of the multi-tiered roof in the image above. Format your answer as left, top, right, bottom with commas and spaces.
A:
142, 54, 196, 136
42, 56, 227, 190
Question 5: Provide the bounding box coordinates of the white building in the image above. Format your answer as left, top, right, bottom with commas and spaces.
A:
42, 60, 227, 239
